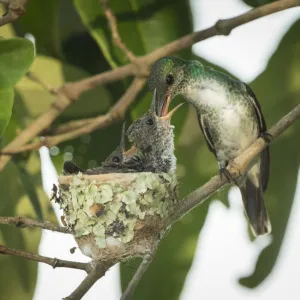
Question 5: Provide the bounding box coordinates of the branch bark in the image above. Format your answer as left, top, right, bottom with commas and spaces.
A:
64, 262, 112, 300
121, 253, 154, 300
0, 245, 91, 271
1, 0, 298, 170
165, 103, 300, 227
0, 0, 29, 26
0, 216, 71, 234
100, 0, 136, 62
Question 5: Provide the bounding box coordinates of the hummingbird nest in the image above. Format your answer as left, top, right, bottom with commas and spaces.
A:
54, 172, 178, 262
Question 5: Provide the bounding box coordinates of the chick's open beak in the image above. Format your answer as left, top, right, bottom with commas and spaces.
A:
124, 145, 137, 157
160, 103, 184, 121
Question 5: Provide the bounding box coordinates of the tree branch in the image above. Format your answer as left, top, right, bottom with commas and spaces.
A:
100, 0, 136, 63
64, 262, 112, 300
0, 216, 71, 233
0, 0, 298, 168
0, 0, 29, 26
121, 253, 154, 300
0, 245, 91, 271
165, 103, 300, 227
144, 0, 300, 64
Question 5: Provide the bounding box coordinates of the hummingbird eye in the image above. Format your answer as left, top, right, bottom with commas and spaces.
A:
112, 156, 120, 163
146, 118, 154, 125
166, 74, 174, 85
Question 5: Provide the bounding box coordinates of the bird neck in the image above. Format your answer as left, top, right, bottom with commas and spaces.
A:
182, 71, 233, 114
149, 128, 176, 174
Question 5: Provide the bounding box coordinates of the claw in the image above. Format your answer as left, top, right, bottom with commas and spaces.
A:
219, 168, 237, 184
259, 132, 272, 144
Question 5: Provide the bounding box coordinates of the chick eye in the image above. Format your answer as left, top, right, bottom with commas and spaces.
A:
146, 118, 154, 125
166, 74, 174, 85
112, 156, 120, 163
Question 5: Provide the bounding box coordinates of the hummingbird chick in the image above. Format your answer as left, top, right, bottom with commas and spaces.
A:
126, 89, 183, 174
148, 56, 271, 236
85, 122, 140, 174
63, 123, 139, 175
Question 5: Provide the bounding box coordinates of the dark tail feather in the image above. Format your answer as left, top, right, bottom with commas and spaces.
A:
239, 173, 271, 236
63, 161, 84, 175
260, 147, 270, 192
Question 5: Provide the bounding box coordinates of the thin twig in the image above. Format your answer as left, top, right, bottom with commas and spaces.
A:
0, 245, 91, 271
0, 0, 29, 26
0, 0, 298, 169
165, 104, 300, 227
0, 216, 71, 233
100, 0, 136, 62
121, 253, 154, 300
54, 118, 96, 135
64, 262, 112, 300
26, 72, 57, 95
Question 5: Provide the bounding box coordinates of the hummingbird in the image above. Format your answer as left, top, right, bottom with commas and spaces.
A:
148, 56, 271, 236
126, 88, 183, 174
63, 123, 140, 175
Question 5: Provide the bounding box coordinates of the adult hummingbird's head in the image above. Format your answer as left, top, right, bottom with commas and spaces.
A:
148, 56, 204, 114
126, 88, 182, 152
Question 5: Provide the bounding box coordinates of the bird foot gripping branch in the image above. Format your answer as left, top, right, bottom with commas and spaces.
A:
53, 172, 178, 261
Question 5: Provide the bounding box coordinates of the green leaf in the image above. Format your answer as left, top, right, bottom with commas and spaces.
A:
0, 38, 34, 137
0, 38, 35, 89
0, 88, 14, 137
239, 19, 300, 287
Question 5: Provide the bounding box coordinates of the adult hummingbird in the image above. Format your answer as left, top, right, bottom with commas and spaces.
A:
148, 56, 271, 236
126, 88, 183, 174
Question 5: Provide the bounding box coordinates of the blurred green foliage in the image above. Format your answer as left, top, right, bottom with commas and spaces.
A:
0, 38, 34, 137
0, 0, 299, 299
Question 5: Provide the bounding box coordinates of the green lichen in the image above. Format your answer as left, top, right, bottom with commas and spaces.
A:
57, 172, 178, 249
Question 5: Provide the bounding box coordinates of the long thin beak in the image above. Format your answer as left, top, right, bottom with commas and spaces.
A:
160, 103, 184, 120
150, 88, 157, 113
120, 121, 126, 152
161, 95, 171, 117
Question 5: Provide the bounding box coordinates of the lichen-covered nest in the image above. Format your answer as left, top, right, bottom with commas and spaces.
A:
55, 172, 178, 261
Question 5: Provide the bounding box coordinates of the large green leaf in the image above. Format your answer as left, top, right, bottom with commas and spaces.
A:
239, 19, 300, 287
0, 88, 14, 137
0, 38, 34, 137
0, 38, 34, 89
